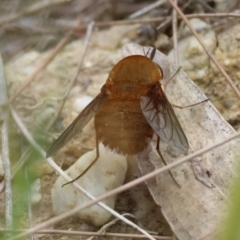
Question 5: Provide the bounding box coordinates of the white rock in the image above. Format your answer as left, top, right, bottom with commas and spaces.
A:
51, 143, 127, 226
71, 96, 94, 135
73, 96, 93, 113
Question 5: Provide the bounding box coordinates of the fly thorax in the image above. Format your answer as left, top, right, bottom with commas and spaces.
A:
106, 82, 150, 100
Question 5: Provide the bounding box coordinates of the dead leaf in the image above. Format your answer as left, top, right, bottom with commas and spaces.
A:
123, 43, 240, 240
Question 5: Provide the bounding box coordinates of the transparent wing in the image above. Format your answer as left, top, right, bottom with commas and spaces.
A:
46, 92, 108, 157
141, 88, 188, 154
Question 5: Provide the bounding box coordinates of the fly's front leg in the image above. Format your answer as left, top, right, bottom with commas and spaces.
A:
162, 66, 181, 91
62, 136, 100, 187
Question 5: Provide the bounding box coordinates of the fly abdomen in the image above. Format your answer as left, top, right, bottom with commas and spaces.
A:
94, 99, 154, 155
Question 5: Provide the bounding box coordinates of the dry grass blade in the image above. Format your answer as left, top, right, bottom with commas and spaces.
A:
95, 17, 165, 27
0, 55, 12, 230
0, 228, 172, 239
86, 213, 134, 240
44, 11, 240, 35
172, 0, 178, 64
185, 12, 240, 19
128, 0, 166, 19
45, 13, 240, 32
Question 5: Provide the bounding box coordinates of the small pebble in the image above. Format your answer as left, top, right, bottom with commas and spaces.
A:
51, 143, 127, 226
73, 96, 93, 113
31, 179, 42, 204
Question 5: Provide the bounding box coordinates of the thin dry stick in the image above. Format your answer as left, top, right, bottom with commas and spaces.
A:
156, 16, 171, 30
0, 228, 172, 239
185, 12, 240, 18
1, 18, 82, 107
128, 0, 166, 19
95, 17, 165, 27
172, 0, 179, 64
2, 10, 240, 31
167, 0, 240, 99
3, 11, 239, 37
0, 56, 12, 230
25, 12, 239, 34
0, 0, 76, 26
170, 6, 178, 238
46, 21, 95, 130
10, 106, 156, 240
9, 125, 240, 240
87, 213, 134, 240
60, 12, 240, 32
167, 0, 179, 225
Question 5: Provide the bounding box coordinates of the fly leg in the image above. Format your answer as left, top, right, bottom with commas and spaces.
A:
162, 67, 209, 108
156, 136, 181, 188
170, 99, 209, 109
62, 137, 100, 187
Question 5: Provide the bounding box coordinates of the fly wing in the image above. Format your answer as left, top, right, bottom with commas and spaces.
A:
141, 88, 188, 154
46, 92, 108, 157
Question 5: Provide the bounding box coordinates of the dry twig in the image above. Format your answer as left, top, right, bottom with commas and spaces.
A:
185, 12, 240, 19
87, 213, 134, 240
0, 228, 172, 239
172, 0, 178, 64
0, 55, 12, 230
128, 0, 166, 19
157, 16, 171, 30
56, 12, 240, 31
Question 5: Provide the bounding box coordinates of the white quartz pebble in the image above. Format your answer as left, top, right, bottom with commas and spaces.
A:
51, 143, 127, 226
31, 179, 42, 204
73, 96, 93, 113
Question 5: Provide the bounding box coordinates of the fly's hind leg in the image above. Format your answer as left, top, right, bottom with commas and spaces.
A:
156, 136, 181, 188
170, 99, 209, 109
62, 137, 100, 187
